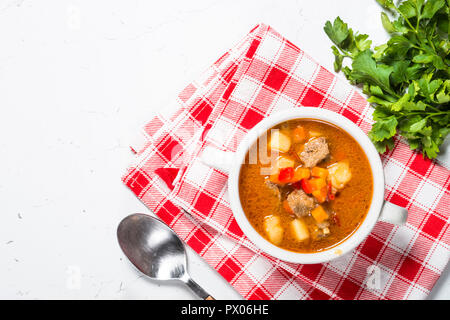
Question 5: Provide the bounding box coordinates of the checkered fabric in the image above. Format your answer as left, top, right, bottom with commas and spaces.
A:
122, 24, 449, 300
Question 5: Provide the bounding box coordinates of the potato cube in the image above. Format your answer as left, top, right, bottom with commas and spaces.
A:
269, 130, 291, 152
328, 161, 352, 189
276, 155, 295, 169
270, 155, 295, 175
264, 215, 284, 245
291, 218, 310, 241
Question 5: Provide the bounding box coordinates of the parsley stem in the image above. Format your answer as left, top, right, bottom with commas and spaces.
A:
394, 7, 417, 33
397, 111, 449, 119
334, 45, 352, 58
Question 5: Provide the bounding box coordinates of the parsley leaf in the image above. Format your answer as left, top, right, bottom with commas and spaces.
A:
324, 17, 350, 47
350, 50, 396, 97
324, 0, 450, 159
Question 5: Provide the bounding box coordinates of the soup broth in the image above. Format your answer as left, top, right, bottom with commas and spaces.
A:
238, 119, 373, 253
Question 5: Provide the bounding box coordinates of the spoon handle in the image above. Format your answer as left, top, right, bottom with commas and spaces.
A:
183, 276, 215, 300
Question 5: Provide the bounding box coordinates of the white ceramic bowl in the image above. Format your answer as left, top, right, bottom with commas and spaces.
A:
203, 108, 407, 264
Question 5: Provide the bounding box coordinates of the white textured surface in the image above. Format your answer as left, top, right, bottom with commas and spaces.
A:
0, 0, 448, 299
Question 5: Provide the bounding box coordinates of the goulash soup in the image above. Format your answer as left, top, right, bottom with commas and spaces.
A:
239, 119, 373, 253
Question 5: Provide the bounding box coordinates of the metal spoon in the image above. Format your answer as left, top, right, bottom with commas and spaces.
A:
117, 213, 214, 300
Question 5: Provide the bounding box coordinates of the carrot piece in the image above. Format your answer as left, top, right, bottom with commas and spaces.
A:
292, 167, 311, 182
311, 205, 329, 223
311, 167, 328, 179
308, 178, 327, 192
312, 186, 327, 203
268, 173, 281, 184
283, 200, 294, 214
292, 126, 307, 143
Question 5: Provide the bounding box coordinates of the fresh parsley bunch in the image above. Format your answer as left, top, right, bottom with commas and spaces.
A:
324, 0, 449, 159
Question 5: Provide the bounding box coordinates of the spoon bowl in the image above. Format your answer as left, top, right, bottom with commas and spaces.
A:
117, 213, 213, 299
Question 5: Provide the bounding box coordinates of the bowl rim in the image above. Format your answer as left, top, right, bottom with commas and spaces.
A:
227, 107, 385, 264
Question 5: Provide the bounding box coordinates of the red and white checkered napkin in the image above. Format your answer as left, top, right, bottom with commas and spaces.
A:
123, 24, 449, 300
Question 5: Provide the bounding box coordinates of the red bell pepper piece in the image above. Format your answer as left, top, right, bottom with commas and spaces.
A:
278, 167, 294, 183
327, 181, 335, 200
300, 179, 313, 194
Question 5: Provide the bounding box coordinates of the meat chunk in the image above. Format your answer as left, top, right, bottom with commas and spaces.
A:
265, 180, 281, 201
286, 189, 316, 217
299, 137, 329, 168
